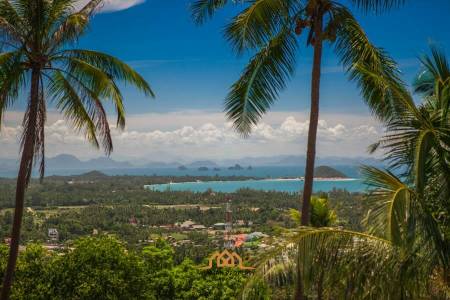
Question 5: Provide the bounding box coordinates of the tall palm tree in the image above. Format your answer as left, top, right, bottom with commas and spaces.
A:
191, 0, 405, 229
241, 47, 450, 299
0, 1, 153, 298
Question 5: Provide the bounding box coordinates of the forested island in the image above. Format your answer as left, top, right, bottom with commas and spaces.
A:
313, 165, 349, 178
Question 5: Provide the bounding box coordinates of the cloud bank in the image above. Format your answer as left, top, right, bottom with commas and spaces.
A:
0, 113, 381, 161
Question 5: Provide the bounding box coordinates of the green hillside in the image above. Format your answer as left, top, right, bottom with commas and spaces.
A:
314, 166, 348, 178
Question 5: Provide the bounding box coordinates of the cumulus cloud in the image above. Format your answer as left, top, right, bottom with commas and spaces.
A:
0, 115, 381, 161
75, 0, 145, 12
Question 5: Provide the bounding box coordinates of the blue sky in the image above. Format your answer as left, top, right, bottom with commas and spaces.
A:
2, 0, 450, 161
75, 0, 450, 114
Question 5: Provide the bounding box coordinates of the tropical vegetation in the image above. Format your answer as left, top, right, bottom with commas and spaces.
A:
0, 236, 264, 300
0, 0, 153, 298
244, 47, 450, 299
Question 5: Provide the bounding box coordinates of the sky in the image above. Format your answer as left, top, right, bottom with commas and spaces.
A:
1, 0, 450, 162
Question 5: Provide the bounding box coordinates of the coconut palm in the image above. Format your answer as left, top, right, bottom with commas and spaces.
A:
240, 47, 450, 299
0, 1, 154, 298
191, 0, 405, 230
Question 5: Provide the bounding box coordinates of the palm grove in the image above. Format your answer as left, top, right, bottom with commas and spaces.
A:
0, 0, 449, 299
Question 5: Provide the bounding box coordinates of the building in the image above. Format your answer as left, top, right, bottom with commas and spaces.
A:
191, 224, 207, 230
235, 220, 246, 226
129, 216, 138, 226
179, 220, 196, 229
48, 228, 59, 242
213, 223, 226, 230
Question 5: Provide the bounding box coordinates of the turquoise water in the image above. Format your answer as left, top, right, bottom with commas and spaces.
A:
145, 178, 368, 193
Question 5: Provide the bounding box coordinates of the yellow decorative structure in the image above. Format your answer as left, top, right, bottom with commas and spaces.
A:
199, 249, 255, 270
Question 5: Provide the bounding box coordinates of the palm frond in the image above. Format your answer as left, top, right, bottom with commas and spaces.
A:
244, 227, 431, 299
61, 50, 154, 97
0, 0, 24, 43
77, 0, 103, 17
361, 166, 414, 246
333, 6, 414, 121
350, 0, 406, 13
413, 46, 450, 98
224, 0, 295, 54
224, 28, 297, 136
191, 0, 229, 25
48, 70, 115, 154
0, 50, 25, 130
50, 0, 103, 49
48, 70, 98, 146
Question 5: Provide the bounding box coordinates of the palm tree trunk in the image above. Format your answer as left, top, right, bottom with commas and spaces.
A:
300, 15, 324, 226
1, 68, 40, 300
295, 11, 323, 300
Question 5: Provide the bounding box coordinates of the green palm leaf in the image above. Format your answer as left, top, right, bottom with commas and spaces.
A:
191, 0, 229, 25
224, 28, 297, 136
350, 0, 406, 13
224, 0, 296, 54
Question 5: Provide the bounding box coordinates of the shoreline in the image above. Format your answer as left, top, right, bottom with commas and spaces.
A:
144, 177, 359, 189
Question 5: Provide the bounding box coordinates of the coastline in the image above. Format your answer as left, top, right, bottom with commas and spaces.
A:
144, 176, 359, 190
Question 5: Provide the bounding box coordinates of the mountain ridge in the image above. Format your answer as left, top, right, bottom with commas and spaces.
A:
0, 154, 383, 173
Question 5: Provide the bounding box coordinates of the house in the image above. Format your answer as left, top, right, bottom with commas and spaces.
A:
159, 224, 174, 230
235, 220, 245, 226
179, 220, 196, 229
213, 223, 226, 230
191, 224, 206, 230
48, 228, 59, 242
129, 217, 138, 226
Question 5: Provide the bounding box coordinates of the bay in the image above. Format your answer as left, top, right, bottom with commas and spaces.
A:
145, 178, 368, 193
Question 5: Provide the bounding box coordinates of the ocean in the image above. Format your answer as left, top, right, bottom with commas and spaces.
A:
145, 178, 368, 193
0, 165, 361, 179
1, 166, 369, 192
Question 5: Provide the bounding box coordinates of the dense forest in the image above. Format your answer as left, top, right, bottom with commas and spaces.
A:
0, 174, 370, 264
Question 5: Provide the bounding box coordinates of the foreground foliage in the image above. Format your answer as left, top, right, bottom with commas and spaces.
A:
0, 236, 266, 300
246, 47, 450, 299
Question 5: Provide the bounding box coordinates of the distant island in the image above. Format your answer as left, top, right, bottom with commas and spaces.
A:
178, 165, 187, 171
228, 164, 244, 170
198, 167, 209, 171
213, 167, 221, 171
313, 166, 348, 178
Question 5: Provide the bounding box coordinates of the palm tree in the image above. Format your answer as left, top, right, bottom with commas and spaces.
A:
0, 1, 154, 298
241, 47, 450, 299
191, 0, 405, 229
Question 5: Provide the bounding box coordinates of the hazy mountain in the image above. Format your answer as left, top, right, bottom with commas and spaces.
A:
187, 160, 219, 168
217, 155, 382, 168
85, 157, 133, 169
47, 154, 84, 169
144, 161, 182, 168
0, 158, 17, 170
46, 154, 132, 170
0, 154, 383, 178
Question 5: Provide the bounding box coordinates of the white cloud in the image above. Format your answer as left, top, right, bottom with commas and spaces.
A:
75, 0, 145, 12
0, 114, 381, 161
